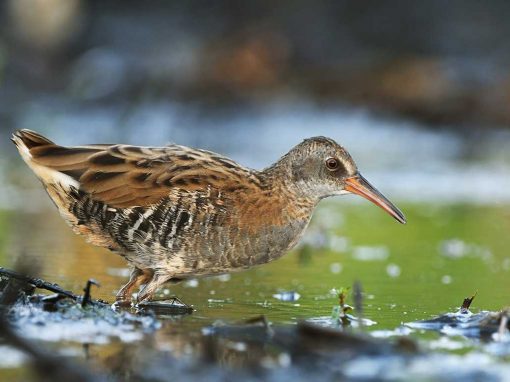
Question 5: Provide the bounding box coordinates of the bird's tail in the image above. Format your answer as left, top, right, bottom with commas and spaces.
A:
11, 129, 83, 214
11, 129, 55, 149
11, 129, 55, 163
11, 130, 120, 249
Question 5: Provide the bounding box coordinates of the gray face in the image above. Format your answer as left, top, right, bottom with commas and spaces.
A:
285, 136, 406, 224
289, 137, 359, 199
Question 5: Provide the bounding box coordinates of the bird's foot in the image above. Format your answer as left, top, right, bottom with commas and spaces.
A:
112, 297, 134, 309
135, 296, 193, 315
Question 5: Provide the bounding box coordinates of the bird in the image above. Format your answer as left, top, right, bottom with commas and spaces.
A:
11, 129, 406, 305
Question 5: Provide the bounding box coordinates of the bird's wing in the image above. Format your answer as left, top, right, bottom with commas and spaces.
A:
14, 130, 258, 208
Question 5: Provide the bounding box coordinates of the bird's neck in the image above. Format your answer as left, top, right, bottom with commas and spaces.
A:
234, 177, 316, 264
224, 168, 317, 265
238, 167, 317, 231
259, 160, 320, 205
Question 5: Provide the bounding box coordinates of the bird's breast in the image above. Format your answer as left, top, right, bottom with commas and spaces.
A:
105, 187, 317, 275
172, 190, 316, 272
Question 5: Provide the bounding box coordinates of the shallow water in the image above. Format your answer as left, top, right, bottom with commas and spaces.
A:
2, 106, 510, 379
2, 201, 510, 362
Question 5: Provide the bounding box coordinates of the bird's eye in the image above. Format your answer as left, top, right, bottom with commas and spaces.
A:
325, 158, 339, 170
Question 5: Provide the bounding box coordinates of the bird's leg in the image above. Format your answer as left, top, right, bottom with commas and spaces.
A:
115, 268, 152, 306
136, 273, 169, 303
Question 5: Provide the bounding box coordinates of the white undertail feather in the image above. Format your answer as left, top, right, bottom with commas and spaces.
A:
11, 130, 81, 228
12, 131, 80, 192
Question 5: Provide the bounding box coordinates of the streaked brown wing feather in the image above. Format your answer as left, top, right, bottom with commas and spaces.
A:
29, 142, 258, 208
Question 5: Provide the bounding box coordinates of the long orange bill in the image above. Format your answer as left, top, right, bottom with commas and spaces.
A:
345, 173, 406, 224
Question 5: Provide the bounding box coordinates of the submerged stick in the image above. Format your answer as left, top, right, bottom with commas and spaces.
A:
81, 279, 100, 308
0, 267, 77, 300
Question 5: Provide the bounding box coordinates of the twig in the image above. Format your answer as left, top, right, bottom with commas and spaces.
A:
0, 267, 77, 300
460, 292, 477, 314
353, 280, 364, 330
82, 279, 100, 308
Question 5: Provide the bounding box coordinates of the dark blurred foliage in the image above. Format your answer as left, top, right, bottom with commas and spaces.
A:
1, 0, 510, 128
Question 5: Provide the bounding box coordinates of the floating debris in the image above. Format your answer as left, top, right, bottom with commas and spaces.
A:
330, 287, 353, 326
308, 315, 377, 328
326, 284, 377, 328
461, 293, 477, 314
13, 300, 159, 343
0, 267, 161, 344
406, 294, 478, 333
203, 314, 416, 366
405, 293, 510, 340
0, 267, 109, 381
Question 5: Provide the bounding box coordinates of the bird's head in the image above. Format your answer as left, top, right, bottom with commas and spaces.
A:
275, 137, 406, 224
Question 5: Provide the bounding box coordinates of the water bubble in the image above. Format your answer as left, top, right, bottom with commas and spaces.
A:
441, 275, 453, 284
386, 263, 401, 278
330, 262, 343, 274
